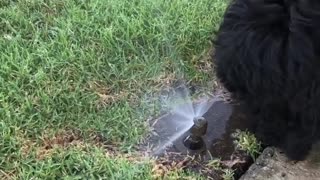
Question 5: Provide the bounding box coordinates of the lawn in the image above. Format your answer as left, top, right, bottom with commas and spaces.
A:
0, 0, 227, 179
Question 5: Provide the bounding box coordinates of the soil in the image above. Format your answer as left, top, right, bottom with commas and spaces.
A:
141, 87, 320, 180
140, 89, 257, 179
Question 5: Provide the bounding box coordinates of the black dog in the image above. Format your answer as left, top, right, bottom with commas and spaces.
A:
214, 0, 320, 160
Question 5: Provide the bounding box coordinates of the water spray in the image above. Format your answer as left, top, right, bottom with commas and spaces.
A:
183, 116, 208, 151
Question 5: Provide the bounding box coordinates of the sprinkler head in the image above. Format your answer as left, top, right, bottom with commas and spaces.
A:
190, 116, 207, 136
183, 116, 208, 151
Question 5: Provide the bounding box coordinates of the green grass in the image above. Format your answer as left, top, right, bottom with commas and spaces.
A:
233, 130, 262, 161
0, 0, 227, 178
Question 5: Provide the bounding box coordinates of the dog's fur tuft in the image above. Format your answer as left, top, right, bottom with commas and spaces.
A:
214, 0, 320, 160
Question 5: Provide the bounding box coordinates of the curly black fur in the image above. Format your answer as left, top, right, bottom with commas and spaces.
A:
214, 0, 320, 160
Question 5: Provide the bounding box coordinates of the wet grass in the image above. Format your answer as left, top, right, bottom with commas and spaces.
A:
0, 0, 227, 178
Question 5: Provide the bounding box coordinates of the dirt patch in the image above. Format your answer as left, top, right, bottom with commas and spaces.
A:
40, 130, 82, 149
87, 81, 138, 108
148, 72, 177, 90
36, 130, 86, 159
152, 152, 223, 180
191, 48, 214, 74
140, 90, 257, 179
19, 130, 85, 160
151, 150, 253, 180
19, 129, 123, 160
0, 170, 15, 180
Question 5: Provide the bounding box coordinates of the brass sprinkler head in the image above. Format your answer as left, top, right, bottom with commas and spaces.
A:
183, 117, 208, 151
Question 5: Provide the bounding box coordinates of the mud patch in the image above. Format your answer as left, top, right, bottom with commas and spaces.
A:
141, 93, 257, 179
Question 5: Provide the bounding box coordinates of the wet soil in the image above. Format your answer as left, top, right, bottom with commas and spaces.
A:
141, 92, 257, 179
141, 86, 320, 179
